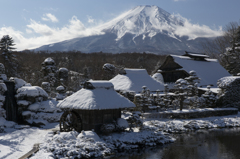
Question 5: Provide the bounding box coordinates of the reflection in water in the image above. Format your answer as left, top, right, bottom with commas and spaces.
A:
109, 128, 240, 159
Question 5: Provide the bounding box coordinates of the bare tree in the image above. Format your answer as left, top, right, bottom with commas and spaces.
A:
202, 21, 240, 74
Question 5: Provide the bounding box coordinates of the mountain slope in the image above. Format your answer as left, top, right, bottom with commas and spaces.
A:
34, 5, 212, 54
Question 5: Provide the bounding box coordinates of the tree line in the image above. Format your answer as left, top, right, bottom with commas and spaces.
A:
0, 49, 166, 87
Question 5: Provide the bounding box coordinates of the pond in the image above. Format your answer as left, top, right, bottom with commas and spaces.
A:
109, 127, 240, 159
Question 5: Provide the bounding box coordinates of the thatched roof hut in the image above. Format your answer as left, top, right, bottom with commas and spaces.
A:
155, 54, 231, 88
57, 80, 135, 132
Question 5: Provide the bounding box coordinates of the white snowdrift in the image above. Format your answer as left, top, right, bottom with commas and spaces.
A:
2, 112, 240, 158
152, 72, 164, 83
144, 112, 240, 133
0, 128, 50, 159
16, 86, 48, 98
32, 130, 174, 159
110, 69, 164, 93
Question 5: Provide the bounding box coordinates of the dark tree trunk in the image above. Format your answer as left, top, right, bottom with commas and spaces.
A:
4, 81, 20, 123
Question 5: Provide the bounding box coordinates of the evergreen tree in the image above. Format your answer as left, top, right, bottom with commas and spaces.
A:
0, 35, 18, 77
102, 63, 116, 80
221, 26, 240, 74
0, 35, 15, 53
174, 70, 201, 109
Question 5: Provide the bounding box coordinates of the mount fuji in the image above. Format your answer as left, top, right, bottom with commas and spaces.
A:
34, 5, 216, 54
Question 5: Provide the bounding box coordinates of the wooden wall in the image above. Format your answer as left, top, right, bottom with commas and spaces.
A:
75, 109, 121, 132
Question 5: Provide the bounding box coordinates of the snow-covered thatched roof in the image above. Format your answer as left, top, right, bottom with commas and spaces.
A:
171, 55, 231, 88
57, 81, 135, 110
110, 69, 164, 93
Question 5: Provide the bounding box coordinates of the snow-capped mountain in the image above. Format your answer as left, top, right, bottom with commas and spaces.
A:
34, 5, 212, 54
100, 5, 183, 41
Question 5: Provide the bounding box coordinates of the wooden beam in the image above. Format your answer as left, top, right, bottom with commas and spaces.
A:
18, 143, 40, 159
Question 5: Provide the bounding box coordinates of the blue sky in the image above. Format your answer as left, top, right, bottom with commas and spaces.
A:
0, 0, 239, 50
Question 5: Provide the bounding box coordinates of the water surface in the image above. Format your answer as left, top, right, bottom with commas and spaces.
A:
109, 128, 240, 159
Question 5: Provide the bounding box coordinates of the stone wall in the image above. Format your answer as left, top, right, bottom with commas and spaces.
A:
142, 108, 238, 119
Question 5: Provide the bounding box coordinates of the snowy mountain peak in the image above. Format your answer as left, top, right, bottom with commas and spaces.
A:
100, 5, 183, 40
34, 5, 216, 54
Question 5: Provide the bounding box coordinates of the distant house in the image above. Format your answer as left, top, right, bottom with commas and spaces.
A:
57, 80, 135, 133
154, 53, 231, 88
110, 68, 164, 93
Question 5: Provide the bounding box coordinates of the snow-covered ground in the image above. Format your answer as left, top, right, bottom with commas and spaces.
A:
31, 129, 174, 159
1, 112, 240, 159
143, 113, 240, 133
0, 122, 59, 159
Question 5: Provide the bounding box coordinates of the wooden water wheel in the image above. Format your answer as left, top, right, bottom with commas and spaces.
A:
59, 111, 82, 132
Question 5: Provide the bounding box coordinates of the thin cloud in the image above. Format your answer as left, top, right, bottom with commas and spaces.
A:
27, 19, 54, 36
0, 16, 103, 51
0, 12, 223, 51
87, 16, 95, 23
173, 13, 223, 39
42, 13, 59, 23
23, 9, 29, 12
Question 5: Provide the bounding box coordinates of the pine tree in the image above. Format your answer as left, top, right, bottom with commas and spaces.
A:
0, 35, 15, 53
102, 63, 116, 80
201, 85, 217, 108
0, 35, 18, 77
174, 70, 201, 109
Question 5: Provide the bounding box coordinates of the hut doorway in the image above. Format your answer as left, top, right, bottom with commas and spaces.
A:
60, 111, 82, 132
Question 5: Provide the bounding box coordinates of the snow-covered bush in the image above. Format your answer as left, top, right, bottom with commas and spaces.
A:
35, 131, 113, 158
16, 86, 48, 103
184, 70, 200, 108
58, 68, 68, 82
14, 80, 62, 125
116, 118, 129, 131
16, 85, 48, 114
201, 85, 217, 108
174, 70, 202, 109
100, 123, 115, 134
0, 80, 7, 118
134, 85, 174, 112
41, 82, 51, 94
152, 71, 164, 84
217, 76, 240, 108
162, 84, 173, 109
41, 57, 58, 87
103, 63, 115, 72
55, 85, 66, 100
143, 114, 240, 133
102, 63, 116, 80
33, 129, 174, 158
126, 112, 143, 130
9, 77, 32, 90
134, 86, 153, 112
20, 99, 62, 125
